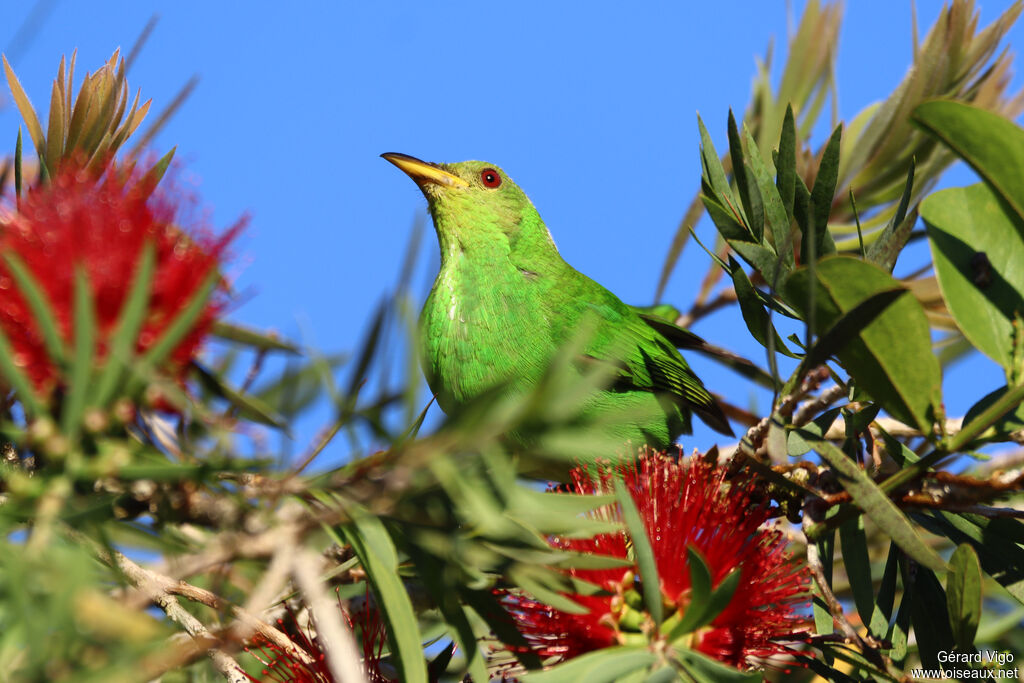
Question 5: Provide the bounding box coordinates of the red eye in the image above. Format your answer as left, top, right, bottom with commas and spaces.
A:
480, 168, 502, 188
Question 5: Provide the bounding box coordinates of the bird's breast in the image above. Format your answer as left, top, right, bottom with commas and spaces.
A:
420, 263, 554, 410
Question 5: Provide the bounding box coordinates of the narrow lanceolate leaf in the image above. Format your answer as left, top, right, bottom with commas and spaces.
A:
775, 104, 797, 219
902, 558, 955, 668
870, 543, 900, 639
211, 320, 300, 354
46, 79, 65, 171
675, 648, 762, 683
93, 242, 155, 407
0, 322, 44, 416
728, 111, 760, 241
742, 123, 793, 275
62, 269, 96, 440
3, 56, 46, 165
667, 547, 712, 638
669, 548, 740, 639
697, 115, 736, 209
4, 253, 66, 368
191, 363, 287, 429
134, 146, 176, 198
920, 510, 1024, 605
923, 182, 1024, 373
914, 100, 1024, 231
813, 438, 947, 572
866, 159, 916, 272
804, 124, 842, 264
839, 517, 876, 633
728, 256, 796, 359
783, 256, 941, 433
14, 127, 23, 201
614, 480, 661, 626
342, 513, 428, 683
405, 546, 488, 683
521, 646, 657, 682
947, 543, 982, 650
139, 268, 218, 369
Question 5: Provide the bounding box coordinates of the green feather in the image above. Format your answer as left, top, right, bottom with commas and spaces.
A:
383, 154, 733, 460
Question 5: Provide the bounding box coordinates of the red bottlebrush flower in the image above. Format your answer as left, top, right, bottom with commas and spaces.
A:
0, 166, 242, 400
242, 601, 394, 683
503, 452, 811, 671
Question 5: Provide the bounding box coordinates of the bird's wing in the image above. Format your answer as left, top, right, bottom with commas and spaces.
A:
564, 288, 733, 436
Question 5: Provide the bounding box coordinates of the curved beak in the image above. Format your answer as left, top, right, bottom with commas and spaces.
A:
380, 152, 469, 189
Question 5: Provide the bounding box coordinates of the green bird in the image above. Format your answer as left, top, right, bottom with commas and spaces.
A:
382, 153, 732, 458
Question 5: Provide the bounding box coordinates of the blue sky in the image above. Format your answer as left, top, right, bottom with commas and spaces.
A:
0, 2, 1020, 464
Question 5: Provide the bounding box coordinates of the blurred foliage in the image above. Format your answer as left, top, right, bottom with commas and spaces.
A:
0, 2, 1022, 683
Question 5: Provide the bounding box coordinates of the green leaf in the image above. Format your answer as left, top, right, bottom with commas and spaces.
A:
901, 556, 954, 669
963, 384, 1024, 444
667, 547, 711, 638
914, 100, 1024, 230
702, 196, 748, 247
643, 666, 680, 683
922, 182, 1024, 372
776, 104, 797, 219
614, 480, 661, 626
191, 363, 287, 429
508, 488, 620, 538
728, 257, 796, 359
794, 288, 905, 383
406, 547, 488, 683
783, 256, 941, 432
812, 439, 947, 572
92, 242, 155, 407
675, 648, 762, 683
4, 253, 66, 368
61, 269, 95, 440
727, 111, 761, 242
697, 115, 736, 210
787, 407, 842, 456
139, 268, 218, 370
812, 531, 835, 647
0, 321, 44, 417
742, 123, 793, 275
918, 511, 1024, 606
838, 517, 875, 633
521, 646, 656, 682
210, 320, 300, 354
866, 160, 916, 272
947, 543, 982, 650
508, 564, 588, 615
134, 146, 175, 197
804, 124, 842, 263
342, 513, 428, 683
870, 543, 900, 640
3, 56, 46, 168
14, 127, 22, 200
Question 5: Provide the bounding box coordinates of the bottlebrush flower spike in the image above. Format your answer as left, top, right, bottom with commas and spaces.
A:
0, 165, 242, 403
503, 452, 811, 672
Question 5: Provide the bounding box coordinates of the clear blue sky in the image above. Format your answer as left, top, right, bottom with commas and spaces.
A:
0, 2, 1020, 465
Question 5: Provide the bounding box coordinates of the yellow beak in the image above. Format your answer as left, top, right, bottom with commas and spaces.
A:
381, 152, 469, 189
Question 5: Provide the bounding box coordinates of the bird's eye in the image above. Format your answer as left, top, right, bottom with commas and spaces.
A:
480, 168, 502, 188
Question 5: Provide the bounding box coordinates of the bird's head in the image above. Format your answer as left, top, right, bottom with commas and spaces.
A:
381, 153, 557, 261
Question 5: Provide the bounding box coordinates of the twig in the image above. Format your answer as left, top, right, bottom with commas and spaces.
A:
106, 548, 247, 682
802, 514, 893, 676
675, 288, 738, 328
95, 537, 309, 668
292, 548, 368, 683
